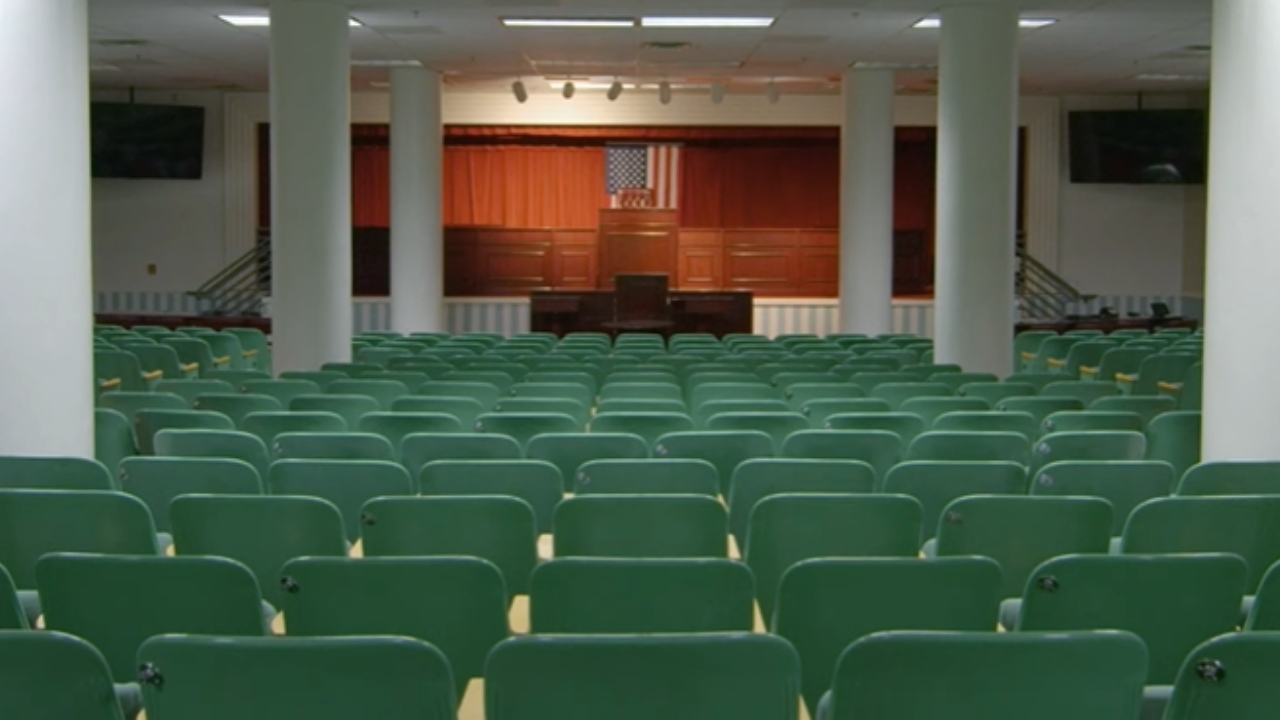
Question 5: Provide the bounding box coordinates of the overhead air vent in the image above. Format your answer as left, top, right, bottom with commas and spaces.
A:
642, 41, 692, 51
95, 39, 148, 47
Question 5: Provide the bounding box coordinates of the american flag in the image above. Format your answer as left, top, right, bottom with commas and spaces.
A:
606, 144, 681, 209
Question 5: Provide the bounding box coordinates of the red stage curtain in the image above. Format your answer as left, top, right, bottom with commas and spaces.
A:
679, 145, 841, 229
443, 146, 608, 228
352, 144, 390, 227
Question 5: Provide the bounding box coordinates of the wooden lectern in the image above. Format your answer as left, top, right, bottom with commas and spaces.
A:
598, 208, 678, 289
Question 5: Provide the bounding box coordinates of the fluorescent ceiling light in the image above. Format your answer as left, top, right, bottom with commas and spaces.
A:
912, 17, 1056, 29
640, 17, 775, 28
351, 59, 423, 67
502, 18, 635, 28
219, 15, 362, 27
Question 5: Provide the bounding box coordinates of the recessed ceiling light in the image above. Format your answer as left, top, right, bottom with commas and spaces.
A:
1135, 73, 1208, 81
640, 17, 775, 28
912, 17, 1056, 29
218, 15, 362, 27
351, 59, 423, 67
502, 18, 635, 28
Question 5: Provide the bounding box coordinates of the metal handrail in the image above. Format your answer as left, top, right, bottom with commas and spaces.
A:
188, 236, 272, 317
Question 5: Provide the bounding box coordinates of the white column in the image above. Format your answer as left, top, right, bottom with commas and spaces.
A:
934, 3, 1019, 375
0, 1, 93, 456
270, 0, 351, 371
390, 67, 445, 334
1202, 0, 1280, 460
839, 69, 896, 336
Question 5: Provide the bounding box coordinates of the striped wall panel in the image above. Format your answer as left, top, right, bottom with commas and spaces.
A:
99, 292, 1201, 337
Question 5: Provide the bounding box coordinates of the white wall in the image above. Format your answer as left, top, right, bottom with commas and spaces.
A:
1057, 94, 1208, 297
91, 90, 227, 293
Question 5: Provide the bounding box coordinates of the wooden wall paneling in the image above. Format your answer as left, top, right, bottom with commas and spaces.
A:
723, 229, 800, 297
551, 230, 598, 289
473, 230, 554, 295
676, 230, 724, 290
797, 232, 838, 298
444, 228, 478, 296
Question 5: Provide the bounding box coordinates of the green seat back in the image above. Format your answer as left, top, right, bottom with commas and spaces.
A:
1165, 633, 1280, 719
957, 382, 1037, 405
280, 556, 507, 697
328, 379, 411, 411
1016, 554, 1247, 683
443, 370, 514, 394
289, 395, 382, 429
705, 412, 808, 453
1246, 562, 1280, 629
95, 350, 146, 393
0, 490, 158, 589
823, 412, 925, 444
1030, 460, 1175, 535
1091, 347, 1155, 381
161, 338, 220, 375
591, 412, 695, 447
1042, 410, 1145, 435
99, 392, 188, 427
576, 459, 719, 497
128, 344, 188, 379
494, 397, 589, 426
320, 362, 383, 378
401, 433, 523, 475
908, 431, 1031, 465
270, 460, 414, 541
37, 554, 266, 681
138, 635, 456, 720
530, 558, 754, 634
526, 434, 649, 491
0, 631, 125, 719
476, 412, 580, 449
527, 372, 598, 396
510, 382, 593, 409
358, 413, 465, 457
1053, 341, 1119, 376
779, 430, 901, 480
420, 460, 562, 533
418, 381, 502, 411
192, 333, 247, 370
783, 384, 864, 413
273, 432, 396, 462
1032, 430, 1147, 475
0, 566, 25, 629
245, 378, 325, 403
554, 495, 727, 559
931, 373, 1000, 393
936, 496, 1113, 599
600, 382, 682, 403
1179, 461, 1280, 496
95, 409, 136, 477
154, 428, 271, 481
484, 633, 799, 720
1146, 411, 1201, 480
1131, 354, 1199, 395
597, 398, 688, 414
193, 393, 283, 428
775, 558, 1002, 712
361, 496, 537, 595
364, 371, 432, 389
746, 494, 922, 621
205, 369, 272, 387
120, 457, 262, 533
827, 630, 1147, 720
153, 379, 236, 406
653, 431, 774, 496
695, 400, 791, 428
1029, 335, 1087, 373
1122, 496, 1280, 592
882, 462, 1029, 542
391, 396, 486, 428
170, 495, 346, 607
996, 396, 1085, 422
1091, 395, 1177, 424
242, 411, 348, 448
1041, 381, 1121, 406
869, 382, 952, 410
133, 410, 235, 456
799, 399, 892, 427
0, 456, 113, 491
728, 459, 876, 547
932, 411, 1039, 440
898, 397, 991, 426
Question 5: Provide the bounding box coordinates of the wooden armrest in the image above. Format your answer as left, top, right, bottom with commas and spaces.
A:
142, 370, 164, 382
1079, 366, 1099, 377
1157, 381, 1183, 394
243, 349, 260, 359
180, 362, 199, 374
1020, 351, 1037, 361
99, 378, 123, 390
1045, 358, 1066, 369
1116, 373, 1138, 384
213, 355, 232, 367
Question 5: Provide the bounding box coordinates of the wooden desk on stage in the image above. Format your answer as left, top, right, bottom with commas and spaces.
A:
531, 291, 752, 338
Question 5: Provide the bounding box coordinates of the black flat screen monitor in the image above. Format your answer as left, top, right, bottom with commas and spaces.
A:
1069, 110, 1207, 185
91, 102, 206, 180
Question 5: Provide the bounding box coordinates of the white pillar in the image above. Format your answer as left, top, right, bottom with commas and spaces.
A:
390, 67, 445, 334
934, 3, 1019, 375
1202, 0, 1280, 460
0, 1, 93, 456
839, 70, 897, 336
270, 0, 351, 371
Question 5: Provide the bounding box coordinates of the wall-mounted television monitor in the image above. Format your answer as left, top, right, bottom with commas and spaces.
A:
1068, 109, 1207, 185
91, 102, 206, 180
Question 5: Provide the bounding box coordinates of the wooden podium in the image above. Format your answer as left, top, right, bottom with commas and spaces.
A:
598, 208, 678, 289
